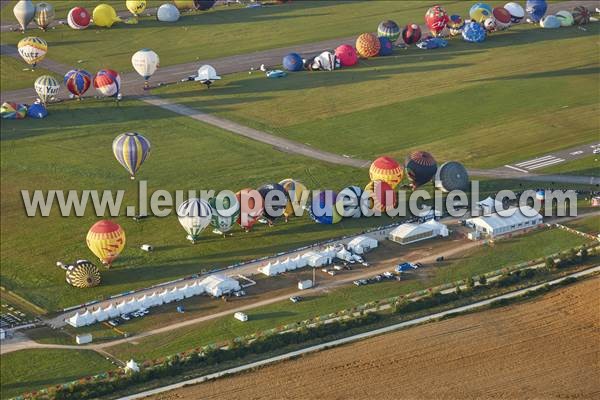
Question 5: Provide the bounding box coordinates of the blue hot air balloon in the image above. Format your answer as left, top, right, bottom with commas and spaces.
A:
462, 21, 487, 43
526, 0, 547, 23
112, 132, 151, 179
282, 53, 303, 72
27, 102, 47, 118
309, 190, 342, 224
378, 37, 393, 56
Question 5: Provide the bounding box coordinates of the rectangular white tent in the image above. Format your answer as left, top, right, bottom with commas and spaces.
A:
200, 274, 241, 297
303, 251, 327, 267
347, 236, 378, 254
466, 206, 542, 239
336, 248, 353, 262
389, 220, 448, 245
292, 254, 307, 268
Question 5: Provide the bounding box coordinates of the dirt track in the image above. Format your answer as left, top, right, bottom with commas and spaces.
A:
147, 277, 600, 400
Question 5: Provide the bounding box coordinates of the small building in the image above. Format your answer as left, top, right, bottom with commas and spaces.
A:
592, 196, 600, 207
477, 197, 504, 215
389, 220, 448, 245
466, 206, 543, 239
200, 274, 241, 297
76, 333, 92, 344
298, 280, 313, 290
347, 236, 378, 254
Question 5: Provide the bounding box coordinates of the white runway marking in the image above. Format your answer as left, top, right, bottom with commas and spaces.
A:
515, 155, 555, 167
511, 155, 566, 171
504, 165, 529, 173
528, 158, 565, 170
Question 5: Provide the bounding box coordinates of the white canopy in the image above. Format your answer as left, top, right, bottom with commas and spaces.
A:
92, 307, 108, 322
80, 310, 95, 325
125, 359, 140, 373
347, 236, 378, 254
336, 248, 353, 262
200, 274, 241, 297
104, 303, 120, 319
66, 312, 85, 327
303, 251, 327, 267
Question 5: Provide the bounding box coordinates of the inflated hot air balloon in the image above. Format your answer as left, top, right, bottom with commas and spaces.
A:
173, 0, 195, 9
195, 0, 216, 10
405, 151, 437, 189
369, 156, 404, 189
484, 17, 497, 32
64, 69, 92, 98
34, 75, 60, 104
236, 189, 263, 231
195, 65, 221, 88
209, 195, 240, 235
425, 5, 449, 37
112, 132, 151, 179
337, 186, 363, 218
132, 49, 160, 89
540, 15, 561, 28
377, 20, 400, 43
64, 260, 102, 288
334, 44, 358, 67
157, 3, 180, 22
364, 181, 397, 213
526, 0, 547, 23
0, 102, 27, 119
34, 2, 54, 31
283, 53, 303, 72
93, 4, 121, 27
572, 6, 590, 25
504, 2, 525, 23
177, 198, 212, 243
378, 37, 393, 56
279, 179, 308, 220
447, 15, 464, 36
493, 7, 512, 30
126, 0, 147, 16
462, 21, 487, 42
67, 6, 91, 29
94, 69, 121, 97
86, 220, 126, 267
258, 183, 287, 223
555, 10, 574, 26
355, 33, 380, 58
17, 37, 47, 68
402, 23, 422, 45
309, 191, 342, 224
469, 3, 493, 23
434, 161, 470, 192
27, 102, 47, 119
13, 0, 35, 32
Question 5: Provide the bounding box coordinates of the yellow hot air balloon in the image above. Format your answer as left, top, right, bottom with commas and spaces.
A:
173, 0, 195, 10
93, 4, 121, 28
126, 0, 146, 16
279, 178, 308, 220
86, 220, 126, 267
17, 36, 47, 68
369, 156, 404, 189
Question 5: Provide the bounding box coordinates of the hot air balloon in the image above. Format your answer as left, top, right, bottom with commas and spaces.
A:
17, 37, 47, 68
34, 75, 60, 105
378, 37, 393, 56
572, 6, 590, 25
195, 65, 221, 89
334, 44, 358, 67
126, 0, 146, 16
540, 15, 561, 28
93, 4, 121, 28
86, 220, 126, 267
279, 179, 308, 221
157, 3, 180, 22
555, 10, 574, 26
236, 189, 263, 231
434, 161, 470, 192
27, 102, 47, 119
484, 17, 497, 32
173, 0, 195, 10
309, 190, 342, 224
112, 132, 151, 179
405, 151, 437, 189
493, 7, 512, 30
402, 23, 422, 45
337, 186, 363, 218
526, 0, 547, 23
177, 198, 212, 243
283, 53, 303, 72
377, 20, 400, 43
64, 260, 102, 288
34, 2, 54, 31
0, 102, 27, 119
67, 6, 91, 29
462, 21, 487, 42
13, 0, 35, 32
64, 69, 92, 99
447, 15, 465, 36
355, 33, 380, 58
469, 3, 493, 23
94, 69, 121, 97
425, 5, 449, 37
132, 49, 160, 89
369, 156, 404, 189
258, 183, 288, 224
364, 181, 397, 213
209, 194, 240, 235
195, 0, 216, 11
504, 2, 525, 23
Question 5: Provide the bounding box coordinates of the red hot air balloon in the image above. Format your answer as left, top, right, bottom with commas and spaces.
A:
425, 5, 449, 37
236, 188, 263, 231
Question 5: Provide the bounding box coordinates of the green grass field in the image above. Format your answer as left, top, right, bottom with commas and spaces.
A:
0, 349, 114, 399
537, 154, 600, 176
565, 214, 600, 235
0, 57, 61, 91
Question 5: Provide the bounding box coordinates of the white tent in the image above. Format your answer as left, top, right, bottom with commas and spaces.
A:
80, 310, 95, 325
116, 300, 128, 314
336, 248, 353, 262
145, 292, 162, 307
347, 236, 378, 254
125, 359, 140, 373
138, 295, 151, 309
285, 257, 298, 271
422, 219, 449, 237
303, 251, 327, 267
92, 307, 108, 322
259, 262, 281, 276
104, 303, 119, 319
292, 254, 307, 268
66, 312, 85, 327
161, 288, 175, 303
477, 197, 504, 215
322, 246, 337, 259
200, 274, 241, 297
127, 297, 141, 312
170, 287, 184, 301
188, 281, 204, 296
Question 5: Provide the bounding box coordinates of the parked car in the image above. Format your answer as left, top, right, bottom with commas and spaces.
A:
321, 268, 329, 273
436, 256, 445, 262
361, 262, 369, 267
414, 262, 423, 268
383, 271, 394, 279
121, 314, 130, 321
327, 270, 337, 276
289, 296, 303, 303
233, 290, 246, 297
333, 265, 344, 271
107, 320, 119, 327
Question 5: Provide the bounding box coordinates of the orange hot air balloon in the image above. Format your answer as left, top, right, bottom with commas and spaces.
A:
364, 180, 397, 213
355, 33, 380, 58
369, 156, 404, 189
86, 220, 126, 267
235, 188, 264, 231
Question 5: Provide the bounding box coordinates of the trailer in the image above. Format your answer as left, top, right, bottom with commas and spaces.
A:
298, 280, 313, 290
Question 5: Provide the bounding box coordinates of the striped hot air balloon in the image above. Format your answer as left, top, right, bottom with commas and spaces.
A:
369, 156, 404, 189
65, 260, 101, 288
86, 220, 126, 267
112, 132, 151, 179
377, 20, 400, 43
34, 2, 54, 31
34, 75, 60, 104
64, 69, 92, 98
177, 198, 212, 243
209, 194, 240, 235
17, 36, 47, 68
405, 151, 438, 189
94, 69, 121, 97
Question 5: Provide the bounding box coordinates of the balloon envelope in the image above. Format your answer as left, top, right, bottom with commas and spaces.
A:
462, 21, 487, 42
525, 0, 547, 22
369, 156, 403, 189
337, 186, 363, 218
469, 3, 493, 23
283, 53, 303, 72
132, 49, 160, 80
157, 4, 180, 22
364, 181, 397, 213
257, 183, 287, 222
540, 15, 561, 28
126, 0, 147, 15
504, 2, 525, 23
355, 33, 380, 58
377, 20, 400, 42
34, 75, 60, 104
378, 37, 393, 56
434, 161, 469, 192
279, 179, 308, 219
94, 69, 121, 97
93, 4, 121, 27
66, 260, 101, 288
13, 0, 35, 32
86, 220, 126, 265
334, 44, 358, 67
236, 189, 263, 231
195, 0, 216, 10
209, 195, 240, 234
112, 132, 151, 178
64, 69, 92, 97
177, 198, 212, 242
572, 6, 590, 25
402, 23, 422, 45
34, 2, 54, 30
17, 36, 47, 66
1, 102, 27, 119
67, 6, 91, 29
309, 191, 341, 224
425, 5, 449, 36
554, 10, 573, 26
27, 102, 47, 118
405, 151, 437, 188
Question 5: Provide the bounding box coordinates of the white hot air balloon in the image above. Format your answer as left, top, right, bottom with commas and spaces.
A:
177, 198, 212, 243
34, 75, 60, 104
195, 65, 221, 89
13, 0, 35, 32
131, 49, 160, 89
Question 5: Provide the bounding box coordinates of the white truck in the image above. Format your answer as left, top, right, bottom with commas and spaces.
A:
234, 312, 248, 322
298, 280, 313, 290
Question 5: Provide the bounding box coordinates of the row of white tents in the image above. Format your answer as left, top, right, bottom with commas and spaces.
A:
66, 274, 241, 328
258, 236, 378, 277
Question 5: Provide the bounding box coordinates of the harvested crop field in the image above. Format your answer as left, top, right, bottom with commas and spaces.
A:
148, 277, 600, 400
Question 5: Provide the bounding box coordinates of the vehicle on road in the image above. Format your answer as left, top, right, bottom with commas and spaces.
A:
289, 296, 303, 303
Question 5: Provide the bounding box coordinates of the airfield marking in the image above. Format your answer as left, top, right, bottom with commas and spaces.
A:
504, 165, 529, 174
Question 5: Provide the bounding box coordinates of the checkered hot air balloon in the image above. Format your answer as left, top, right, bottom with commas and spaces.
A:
65, 260, 101, 288
112, 132, 151, 179
17, 36, 47, 68
94, 69, 121, 97
369, 156, 404, 189
86, 220, 126, 267
64, 69, 92, 98
177, 198, 212, 243
34, 75, 60, 104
